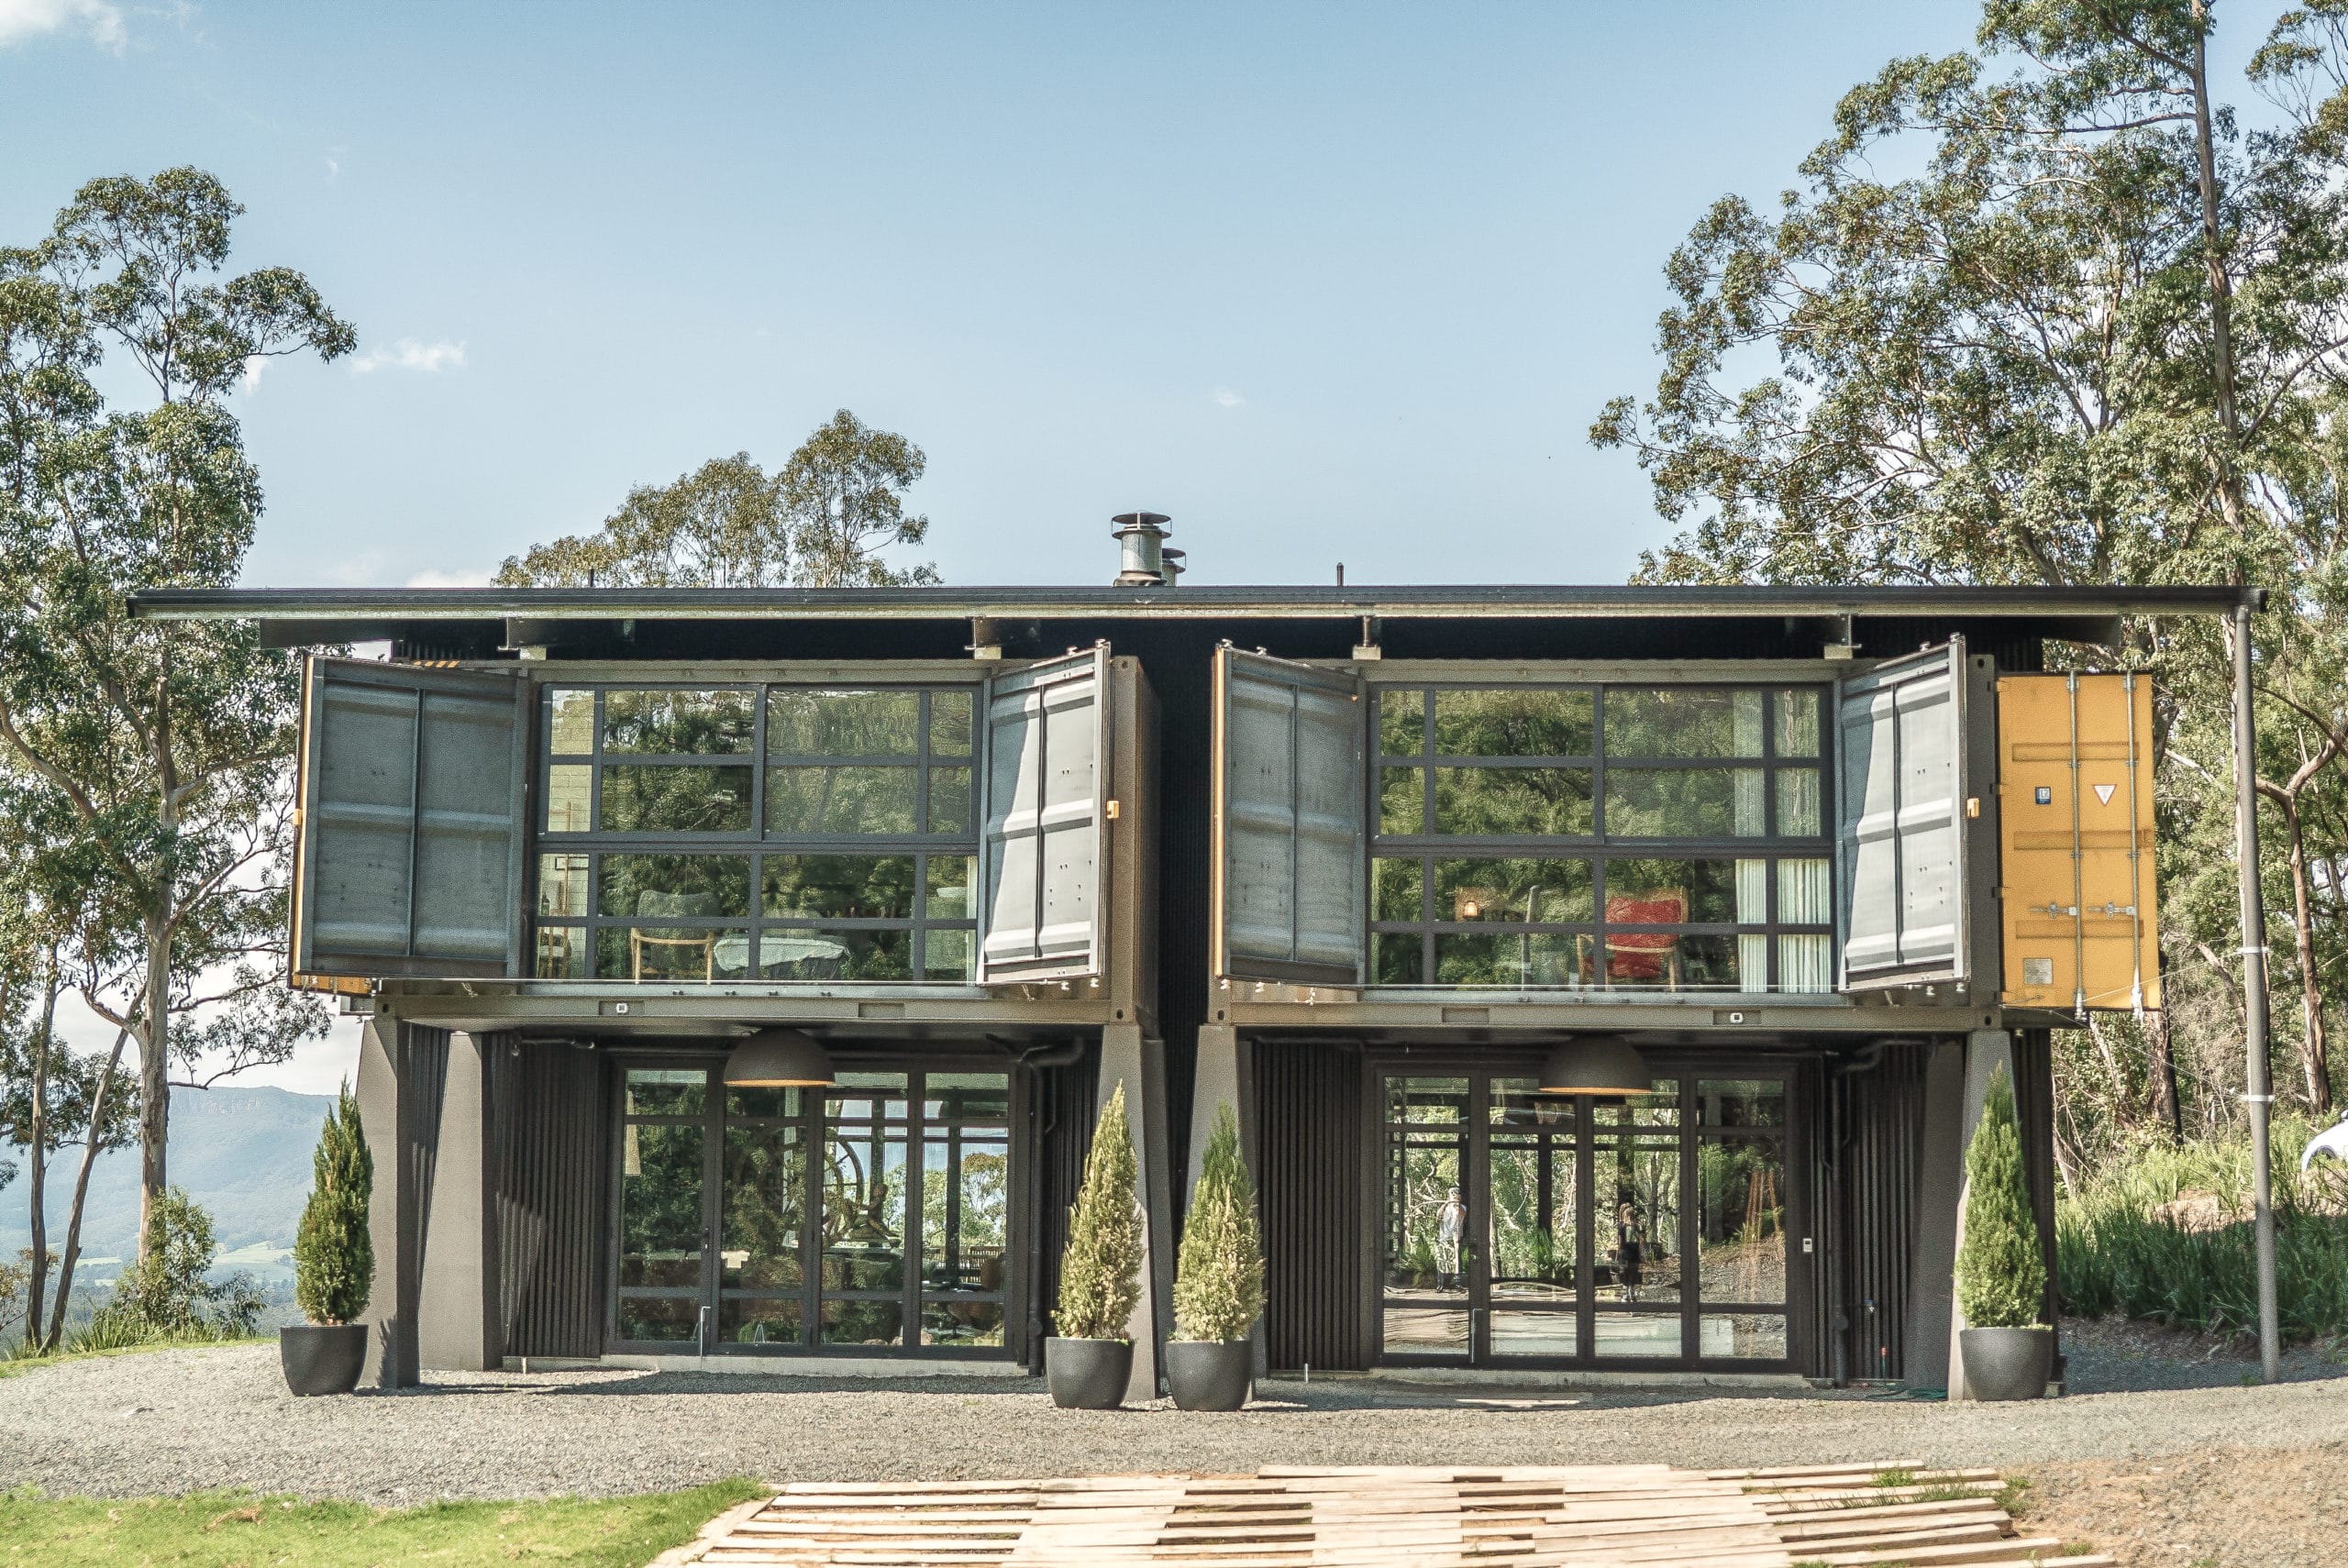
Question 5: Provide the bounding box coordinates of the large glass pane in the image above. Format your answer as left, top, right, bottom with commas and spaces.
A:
1379, 767, 1425, 834
1779, 933, 1833, 992
1604, 767, 1765, 838
538, 853, 590, 917
1697, 1134, 1787, 1309
604, 690, 755, 755
765, 764, 918, 834
601, 927, 752, 981
723, 1114, 803, 1295
761, 855, 916, 920
1594, 933, 1739, 988
1778, 857, 1831, 922
1488, 1077, 1577, 1307
1698, 1080, 1787, 1129
547, 689, 596, 755
599, 764, 754, 833
546, 765, 593, 833
1776, 768, 1822, 836
1373, 857, 1423, 922
1604, 858, 1738, 922
1434, 689, 1593, 758
535, 924, 587, 977
624, 1067, 706, 1118
619, 1121, 703, 1289
618, 1296, 700, 1342
1593, 1312, 1685, 1358
821, 1076, 909, 1345
923, 929, 974, 981
1596, 1095, 1682, 1309
601, 854, 752, 919
1378, 688, 1426, 756
1382, 1077, 1470, 1358
1433, 767, 1592, 836
929, 690, 974, 756
926, 766, 972, 834
1775, 690, 1822, 757
1434, 857, 1593, 922
1603, 689, 1765, 758
1700, 1312, 1789, 1361
769, 689, 921, 757
819, 1297, 906, 1346
925, 856, 975, 920
759, 928, 911, 980
718, 1298, 801, 1348
1434, 932, 1583, 987
920, 1074, 1010, 1350
1371, 932, 1425, 984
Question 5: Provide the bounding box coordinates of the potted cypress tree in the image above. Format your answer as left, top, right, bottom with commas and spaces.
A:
1047, 1083, 1145, 1408
1955, 1065, 2052, 1401
1167, 1102, 1263, 1411
282, 1085, 375, 1397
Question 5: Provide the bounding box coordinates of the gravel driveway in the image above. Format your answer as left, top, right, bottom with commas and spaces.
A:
2, 1320, 2342, 1506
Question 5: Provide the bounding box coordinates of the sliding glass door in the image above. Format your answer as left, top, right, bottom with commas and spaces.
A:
615, 1062, 1013, 1357
1378, 1066, 1789, 1369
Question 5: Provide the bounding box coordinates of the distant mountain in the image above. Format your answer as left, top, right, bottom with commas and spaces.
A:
1, 1084, 332, 1279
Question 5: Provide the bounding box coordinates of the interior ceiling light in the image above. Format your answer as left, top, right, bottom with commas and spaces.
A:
723, 1027, 836, 1088
1536, 1037, 1655, 1097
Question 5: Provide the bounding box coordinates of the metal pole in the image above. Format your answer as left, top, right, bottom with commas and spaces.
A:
2231, 599, 2281, 1382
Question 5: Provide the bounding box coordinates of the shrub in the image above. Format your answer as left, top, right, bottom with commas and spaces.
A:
294, 1085, 374, 1327
1172, 1103, 1264, 1343
100, 1187, 262, 1342
1055, 1083, 1143, 1342
1957, 1065, 2044, 1330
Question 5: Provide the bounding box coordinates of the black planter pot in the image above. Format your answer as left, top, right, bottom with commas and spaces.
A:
1958, 1326, 2054, 1402
1045, 1337, 1132, 1409
280, 1322, 370, 1397
1165, 1341, 1252, 1411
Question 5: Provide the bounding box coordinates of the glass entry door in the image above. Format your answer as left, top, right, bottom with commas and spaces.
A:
1378, 1068, 1790, 1368
615, 1064, 1013, 1355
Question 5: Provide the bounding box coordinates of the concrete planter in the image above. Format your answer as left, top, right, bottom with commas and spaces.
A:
1958, 1326, 2054, 1401
280, 1322, 369, 1397
1165, 1341, 1252, 1411
1045, 1337, 1132, 1409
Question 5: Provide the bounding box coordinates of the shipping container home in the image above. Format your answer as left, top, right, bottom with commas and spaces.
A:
133, 556, 2250, 1399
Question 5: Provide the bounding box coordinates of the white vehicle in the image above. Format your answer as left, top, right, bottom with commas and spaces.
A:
2300, 1112, 2348, 1173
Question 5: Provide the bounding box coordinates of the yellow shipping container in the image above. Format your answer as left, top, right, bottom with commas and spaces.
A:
1997, 672, 2159, 1010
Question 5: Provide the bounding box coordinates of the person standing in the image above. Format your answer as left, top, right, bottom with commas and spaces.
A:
1435, 1186, 1468, 1290
1616, 1200, 1644, 1304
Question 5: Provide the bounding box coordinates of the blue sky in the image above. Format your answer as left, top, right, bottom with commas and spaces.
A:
2, 0, 2292, 1088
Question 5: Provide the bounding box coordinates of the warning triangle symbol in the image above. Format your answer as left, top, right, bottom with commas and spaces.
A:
2094, 783, 2117, 806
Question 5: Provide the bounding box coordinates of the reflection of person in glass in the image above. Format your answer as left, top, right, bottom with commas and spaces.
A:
1435, 1186, 1468, 1290
1615, 1200, 1644, 1303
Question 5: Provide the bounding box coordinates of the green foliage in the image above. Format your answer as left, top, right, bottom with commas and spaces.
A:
1055, 1083, 1142, 1342
496, 410, 939, 589
2057, 1111, 2348, 1339
97, 1187, 263, 1342
1172, 1103, 1265, 1344
1957, 1067, 2047, 1330
294, 1085, 373, 1326
0, 1480, 769, 1568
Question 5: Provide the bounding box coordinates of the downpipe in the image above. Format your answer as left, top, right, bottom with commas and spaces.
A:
1004, 1037, 1090, 1372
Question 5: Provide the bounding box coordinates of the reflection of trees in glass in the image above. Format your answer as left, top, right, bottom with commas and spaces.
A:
765, 764, 917, 834
922, 1149, 1008, 1273
1434, 857, 1593, 922
1433, 767, 1593, 835
1489, 1144, 1575, 1284
620, 1122, 703, 1288
600, 765, 754, 833
1604, 768, 1759, 837
769, 689, 921, 756
1697, 1137, 1786, 1305
1434, 690, 1593, 757
601, 855, 753, 918
762, 855, 916, 918
1606, 859, 1736, 921
604, 690, 756, 755
724, 1124, 803, 1291
1603, 690, 1764, 758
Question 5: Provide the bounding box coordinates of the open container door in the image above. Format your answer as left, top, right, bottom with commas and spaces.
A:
979, 646, 1110, 984
1835, 637, 1971, 991
1212, 647, 1367, 986
293, 657, 531, 979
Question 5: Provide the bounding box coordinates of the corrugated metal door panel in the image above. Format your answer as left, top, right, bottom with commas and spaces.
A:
980, 648, 1108, 982
1216, 650, 1367, 985
1837, 641, 1969, 989
1257, 1041, 1367, 1371
493, 1040, 608, 1358
1839, 1046, 1924, 1382
1998, 673, 2160, 1010
296, 657, 529, 978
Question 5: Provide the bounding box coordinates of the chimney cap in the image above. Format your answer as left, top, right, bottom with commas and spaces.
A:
1110, 511, 1171, 531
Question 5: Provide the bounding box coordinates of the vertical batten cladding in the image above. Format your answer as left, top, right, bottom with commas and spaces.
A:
2010, 1027, 2063, 1368
1835, 1043, 1927, 1382
492, 1038, 610, 1358
1256, 1040, 1368, 1372
1026, 1048, 1098, 1366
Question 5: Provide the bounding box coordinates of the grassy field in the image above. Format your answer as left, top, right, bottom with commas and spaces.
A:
0, 1333, 271, 1381
2058, 1113, 2348, 1342
0, 1480, 767, 1568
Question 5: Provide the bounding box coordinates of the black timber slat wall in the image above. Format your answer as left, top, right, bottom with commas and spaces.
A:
1026, 1050, 1098, 1368
492, 1041, 609, 1358
1837, 1045, 1927, 1382
2010, 1027, 2063, 1355
1257, 1041, 1368, 1371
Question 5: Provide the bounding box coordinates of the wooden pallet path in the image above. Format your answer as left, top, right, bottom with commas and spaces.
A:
681, 1463, 2104, 1567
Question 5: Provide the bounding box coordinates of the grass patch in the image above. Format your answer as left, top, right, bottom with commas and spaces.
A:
1869, 1466, 1918, 1488
2057, 1114, 2348, 1342
0, 1333, 270, 1382
0, 1479, 767, 1567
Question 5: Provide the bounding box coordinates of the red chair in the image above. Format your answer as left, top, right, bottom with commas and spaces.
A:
1603, 890, 1687, 986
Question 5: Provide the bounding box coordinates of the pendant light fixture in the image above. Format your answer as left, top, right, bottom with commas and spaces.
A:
1536, 1037, 1654, 1097
723, 1027, 836, 1088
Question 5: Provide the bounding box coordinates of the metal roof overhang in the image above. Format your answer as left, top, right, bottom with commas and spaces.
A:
127, 582, 2262, 649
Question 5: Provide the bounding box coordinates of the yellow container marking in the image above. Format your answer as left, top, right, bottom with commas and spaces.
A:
1996, 672, 2160, 1010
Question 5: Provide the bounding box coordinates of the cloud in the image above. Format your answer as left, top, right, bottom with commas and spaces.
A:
350, 337, 467, 374
1213, 387, 1246, 409
404, 568, 493, 589
239, 355, 266, 393
0, 0, 127, 50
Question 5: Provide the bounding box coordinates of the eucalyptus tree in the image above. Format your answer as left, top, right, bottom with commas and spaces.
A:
496, 411, 938, 590
0, 168, 350, 1260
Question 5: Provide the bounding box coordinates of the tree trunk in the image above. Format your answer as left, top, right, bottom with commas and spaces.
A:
2283, 798, 2334, 1111
2147, 946, 2184, 1143
137, 911, 171, 1264
46, 1028, 130, 1353
24, 955, 57, 1348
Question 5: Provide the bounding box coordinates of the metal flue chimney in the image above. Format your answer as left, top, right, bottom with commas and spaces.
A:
1159, 547, 1186, 586
1111, 512, 1172, 586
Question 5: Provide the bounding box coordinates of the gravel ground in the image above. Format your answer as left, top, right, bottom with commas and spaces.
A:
2, 1319, 2343, 1511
